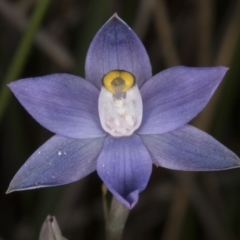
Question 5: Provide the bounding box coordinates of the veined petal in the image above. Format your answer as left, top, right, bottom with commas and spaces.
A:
85, 14, 152, 89
7, 135, 105, 192
97, 135, 152, 209
8, 74, 105, 139
139, 66, 228, 134
140, 125, 240, 171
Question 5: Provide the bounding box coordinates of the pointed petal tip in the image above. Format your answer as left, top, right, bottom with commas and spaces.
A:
7, 82, 15, 89
6, 182, 41, 194
227, 155, 240, 170
114, 190, 139, 209
7, 80, 23, 89
102, 185, 140, 210
219, 66, 229, 75
5, 184, 28, 194
105, 13, 120, 25
112, 12, 119, 18
105, 13, 130, 31
126, 191, 139, 209
124, 202, 136, 210
104, 12, 131, 29
108, 13, 123, 22
221, 65, 229, 71
111, 13, 130, 26
6, 182, 20, 194
5, 186, 12, 194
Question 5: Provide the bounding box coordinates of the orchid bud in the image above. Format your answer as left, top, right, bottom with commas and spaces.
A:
39, 215, 67, 240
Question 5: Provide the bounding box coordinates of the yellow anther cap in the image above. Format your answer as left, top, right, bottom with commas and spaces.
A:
103, 70, 135, 93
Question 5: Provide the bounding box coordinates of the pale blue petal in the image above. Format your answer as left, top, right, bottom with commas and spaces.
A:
7, 135, 105, 192
140, 125, 240, 171
139, 66, 228, 134
85, 14, 152, 88
97, 135, 152, 209
9, 74, 105, 139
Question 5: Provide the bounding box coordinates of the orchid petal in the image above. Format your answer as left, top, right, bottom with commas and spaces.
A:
139, 66, 228, 134
8, 74, 105, 139
141, 125, 240, 171
85, 14, 152, 88
7, 135, 105, 192
97, 135, 152, 209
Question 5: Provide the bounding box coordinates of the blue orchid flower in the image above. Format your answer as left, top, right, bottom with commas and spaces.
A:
7, 14, 240, 209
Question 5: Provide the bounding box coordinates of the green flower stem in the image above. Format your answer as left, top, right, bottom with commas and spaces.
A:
0, 0, 50, 121
105, 197, 129, 240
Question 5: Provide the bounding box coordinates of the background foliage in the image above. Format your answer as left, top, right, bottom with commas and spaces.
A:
0, 0, 240, 239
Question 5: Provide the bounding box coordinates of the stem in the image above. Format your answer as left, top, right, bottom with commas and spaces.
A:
105, 197, 129, 240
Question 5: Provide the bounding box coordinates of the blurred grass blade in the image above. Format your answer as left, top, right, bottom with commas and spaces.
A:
0, 0, 50, 122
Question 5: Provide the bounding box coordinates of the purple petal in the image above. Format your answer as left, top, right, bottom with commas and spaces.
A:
7, 135, 105, 192
97, 135, 152, 209
138, 66, 228, 134
9, 74, 105, 139
85, 14, 152, 88
140, 124, 240, 171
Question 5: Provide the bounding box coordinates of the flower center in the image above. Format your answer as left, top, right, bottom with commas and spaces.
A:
98, 70, 143, 137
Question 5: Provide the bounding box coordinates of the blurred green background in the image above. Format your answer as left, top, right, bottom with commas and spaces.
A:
0, 0, 240, 239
